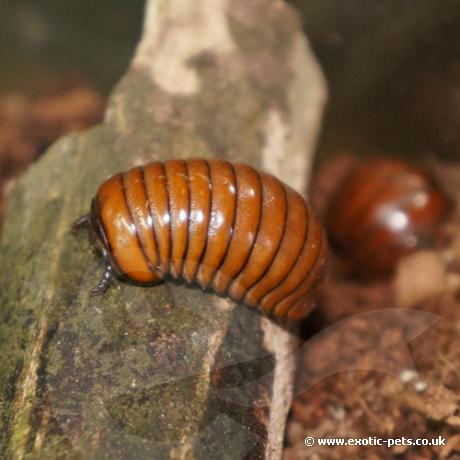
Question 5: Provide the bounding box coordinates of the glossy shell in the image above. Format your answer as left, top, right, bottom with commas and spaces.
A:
326, 158, 451, 278
91, 158, 327, 320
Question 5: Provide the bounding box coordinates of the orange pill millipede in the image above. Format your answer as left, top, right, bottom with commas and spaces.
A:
74, 158, 328, 321
326, 158, 452, 278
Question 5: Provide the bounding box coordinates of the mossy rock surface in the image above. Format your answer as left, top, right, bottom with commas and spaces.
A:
0, 1, 326, 458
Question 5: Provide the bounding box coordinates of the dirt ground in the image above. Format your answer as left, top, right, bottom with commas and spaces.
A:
283, 155, 460, 459
0, 79, 103, 229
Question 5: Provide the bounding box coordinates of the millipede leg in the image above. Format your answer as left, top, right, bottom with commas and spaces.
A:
91, 265, 113, 294
73, 214, 90, 231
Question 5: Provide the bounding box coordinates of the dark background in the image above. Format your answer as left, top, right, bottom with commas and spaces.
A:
0, 0, 144, 94
1, 0, 460, 162
291, 0, 460, 163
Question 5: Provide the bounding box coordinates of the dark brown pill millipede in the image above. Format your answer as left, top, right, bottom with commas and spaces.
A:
74, 158, 328, 321
326, 158, 452, 278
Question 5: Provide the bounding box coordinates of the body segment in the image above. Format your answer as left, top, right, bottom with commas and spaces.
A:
326, 158, 452, 278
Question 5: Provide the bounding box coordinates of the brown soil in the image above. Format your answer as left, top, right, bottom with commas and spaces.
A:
0, 79, 104, 229
283, 155, 460, 459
